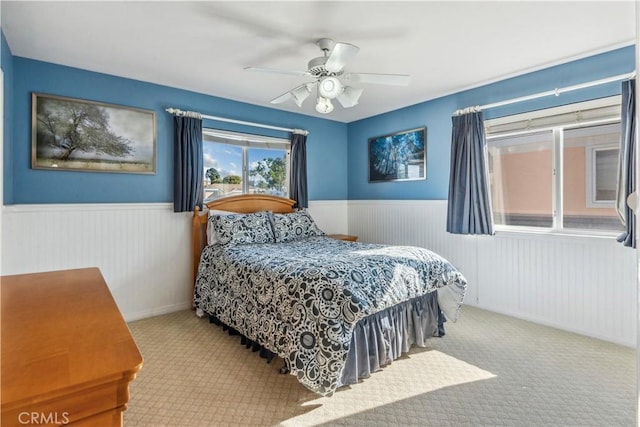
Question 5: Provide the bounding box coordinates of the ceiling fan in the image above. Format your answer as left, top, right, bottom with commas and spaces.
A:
244, 38, 410, 114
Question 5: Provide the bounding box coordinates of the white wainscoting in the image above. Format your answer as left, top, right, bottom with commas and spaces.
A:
348, 200, 638, 347
308, 200, 349, 234
0, 200, 347, 322
1, 203, 193, 321
3, 200, 634, 346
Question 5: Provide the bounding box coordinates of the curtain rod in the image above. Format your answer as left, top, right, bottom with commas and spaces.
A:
165, 108, 309, 136
453, 71, 636, 116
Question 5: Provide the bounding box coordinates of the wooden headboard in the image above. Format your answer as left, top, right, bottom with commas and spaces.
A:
191, 194, 296, 301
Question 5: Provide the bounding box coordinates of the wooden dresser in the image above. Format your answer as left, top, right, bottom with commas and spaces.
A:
1, 268, 143, 426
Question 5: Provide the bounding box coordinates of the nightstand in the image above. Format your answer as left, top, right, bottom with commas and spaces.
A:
327, 234, 358, 242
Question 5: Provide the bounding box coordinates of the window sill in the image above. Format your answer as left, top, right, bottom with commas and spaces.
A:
493, 226, 621, 242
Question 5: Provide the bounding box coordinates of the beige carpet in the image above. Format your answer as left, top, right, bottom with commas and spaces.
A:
124, 306, 635, 427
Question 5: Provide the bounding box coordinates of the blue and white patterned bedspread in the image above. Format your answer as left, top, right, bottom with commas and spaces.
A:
194, 236, 466, 395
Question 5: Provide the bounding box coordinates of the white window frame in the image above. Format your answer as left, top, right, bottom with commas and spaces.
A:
585, 144, 619, 208
485, 96, 622, 237
202, 128, 291, 199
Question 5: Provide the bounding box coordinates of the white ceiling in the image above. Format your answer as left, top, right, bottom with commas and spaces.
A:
1, 1, 636, 123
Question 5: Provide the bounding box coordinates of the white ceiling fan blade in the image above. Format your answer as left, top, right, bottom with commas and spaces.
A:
244, 66, 310, 77
270, 91, 293, 104
270, 82, 317, 106
344, 73, 411, 86
325, 42, 360, 73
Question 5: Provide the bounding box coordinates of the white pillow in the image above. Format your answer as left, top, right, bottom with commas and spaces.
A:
206, 209, 234, 245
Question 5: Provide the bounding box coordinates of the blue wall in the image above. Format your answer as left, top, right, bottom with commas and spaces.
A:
2, 31, 14, 204
2, 38, 635, 205
347, 45, 636, 200
6, 55, 347, 204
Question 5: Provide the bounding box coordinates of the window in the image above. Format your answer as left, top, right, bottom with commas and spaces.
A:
586, 144, 618, 207
202, 128, 290, 202
485, 96, 624, 233
488, 131, 554, 228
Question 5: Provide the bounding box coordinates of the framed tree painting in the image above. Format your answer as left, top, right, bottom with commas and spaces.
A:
368, 126, 426, 182
32, 93, 157, 174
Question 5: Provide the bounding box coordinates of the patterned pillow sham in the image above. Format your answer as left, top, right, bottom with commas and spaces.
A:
271, 210, 325, 243
209, 211, 275, 246
206, 209, 234, 246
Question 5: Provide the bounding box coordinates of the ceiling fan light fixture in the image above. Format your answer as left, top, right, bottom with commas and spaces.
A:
251, 38, 410, 115
315, 96, 334, 114
337, 86, 363, 108
291, 84, 311, 107
318, 76, 343, 99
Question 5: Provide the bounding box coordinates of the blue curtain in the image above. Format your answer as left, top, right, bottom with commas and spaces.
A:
446, 111, 494, 235
173, 116, 203, 212
616, 79, 636, 248
290, 132, 308, 208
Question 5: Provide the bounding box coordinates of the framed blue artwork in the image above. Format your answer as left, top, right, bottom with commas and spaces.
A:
368, 126, 426, 182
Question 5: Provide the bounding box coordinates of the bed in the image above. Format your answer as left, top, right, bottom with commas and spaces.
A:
191, 194, 467, 396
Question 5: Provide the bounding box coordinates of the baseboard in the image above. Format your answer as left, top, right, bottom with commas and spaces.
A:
124, 301, 192, 323
474, 304, 635, 349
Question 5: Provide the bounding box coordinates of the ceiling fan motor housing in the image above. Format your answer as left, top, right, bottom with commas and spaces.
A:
308, 56, 342, 77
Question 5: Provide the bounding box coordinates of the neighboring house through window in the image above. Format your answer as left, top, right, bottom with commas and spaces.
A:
586, 143, 618, 208
485, 96, 623, 233
202, 128, 291, 202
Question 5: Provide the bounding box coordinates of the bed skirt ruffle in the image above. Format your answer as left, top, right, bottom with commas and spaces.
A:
338, 291, 444, 387
207, 291, 444, 390
207, 315, 279, 363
